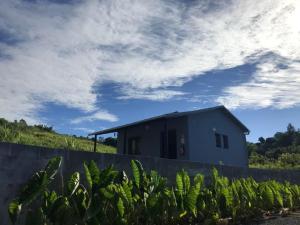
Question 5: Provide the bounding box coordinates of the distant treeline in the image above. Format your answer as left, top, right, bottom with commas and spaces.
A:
248, 123, 300, 169
0, 118, 54, 132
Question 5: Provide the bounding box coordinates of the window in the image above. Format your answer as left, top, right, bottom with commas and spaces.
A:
223, 135, 229, 149
128, 137, 140, 155
215, 132, 229, 149
215, 133, 221, 148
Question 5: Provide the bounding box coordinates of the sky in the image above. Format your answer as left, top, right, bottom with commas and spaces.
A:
0, 0, 300, 142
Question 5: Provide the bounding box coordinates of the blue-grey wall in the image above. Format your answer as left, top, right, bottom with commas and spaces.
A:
187, 110, 248, 167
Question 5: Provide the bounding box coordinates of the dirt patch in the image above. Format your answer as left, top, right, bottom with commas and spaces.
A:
248, 211, 300, 225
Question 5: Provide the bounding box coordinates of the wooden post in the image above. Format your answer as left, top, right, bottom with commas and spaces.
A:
93, 134, 97, 152
123, 129, 127, 154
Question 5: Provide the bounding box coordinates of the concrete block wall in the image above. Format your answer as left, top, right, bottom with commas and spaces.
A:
1, 142, 300, 225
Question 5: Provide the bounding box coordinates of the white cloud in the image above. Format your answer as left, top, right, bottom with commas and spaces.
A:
118, 88, 186, 101
71, 111, 119, 124
217, 57, 300, 109
73, 127, 97, 134
0, 0, 300, 123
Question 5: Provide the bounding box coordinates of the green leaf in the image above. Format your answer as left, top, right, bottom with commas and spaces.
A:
284, 187, 293, 208
48, 191, 58, 204
8, 200, 21, 225
99, 165, 119, 187
176, 172, 183, 195
260, 184, 274, 210
130, 160, 143, 188
186, 186, 199, 217
84, 162, 93, 189
19, 171, 48, 205
67, 172, 80, 196
194, 174, 204, 192
219, 188, 233, 213
44, 156, 62, 180
179, 210, 187, 218
100, 185, 115, 199
211, 167, 219, 190
269, 183, 283, 208
88, 160, 100, 185
122, 182, 133, 205
117, 197, 125, 217
43, 191, 58, 214
182, 171, 190, 193
48, 196, 72, 223
197, 198, 206, 211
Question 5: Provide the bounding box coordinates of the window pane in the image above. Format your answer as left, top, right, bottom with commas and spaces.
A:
129, 137, 140, 155
215, 133, 221, 147
223, 135, 229, 149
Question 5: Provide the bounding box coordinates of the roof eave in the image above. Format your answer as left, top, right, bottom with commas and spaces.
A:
88, 105, 250, 136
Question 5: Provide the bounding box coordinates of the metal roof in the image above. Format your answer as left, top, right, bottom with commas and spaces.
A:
89, 105, 250, 136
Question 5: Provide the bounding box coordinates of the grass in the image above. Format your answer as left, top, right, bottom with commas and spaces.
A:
0, 118, 116, 153
18, 130, 116, 153
249, 151, 300, 169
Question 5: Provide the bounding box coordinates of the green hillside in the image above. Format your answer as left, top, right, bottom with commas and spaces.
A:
0, 118, 116, 153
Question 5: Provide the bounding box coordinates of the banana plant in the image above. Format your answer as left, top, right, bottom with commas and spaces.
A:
8, 156, 62, 225
8, 157, 300, 225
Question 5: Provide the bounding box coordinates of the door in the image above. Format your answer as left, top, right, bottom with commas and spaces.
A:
168, 129, 177, 159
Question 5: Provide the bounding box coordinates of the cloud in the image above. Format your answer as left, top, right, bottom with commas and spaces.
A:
118, 88, 186, 101
0, 0, 299, 123
71, 111, 119, 124
217, 56, 300, 109
73, 127, 97, 134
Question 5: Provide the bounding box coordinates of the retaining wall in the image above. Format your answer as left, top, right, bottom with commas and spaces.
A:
1, 142, 300, 225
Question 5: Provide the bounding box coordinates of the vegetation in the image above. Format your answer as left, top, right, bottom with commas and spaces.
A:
248, 123, 300, 169
8, 157, 300, 225
1, 117, 300, 169
0, 118, 116, 154
99, 137, 117, 147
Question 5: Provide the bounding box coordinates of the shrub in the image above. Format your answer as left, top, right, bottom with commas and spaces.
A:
8, 157, 300, 225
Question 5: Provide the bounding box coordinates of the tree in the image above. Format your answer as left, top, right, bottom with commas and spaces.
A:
102, 137, 117, 147
247, 142, 257, 156
258, 137, 265, 144
0, 118, 8, 126
274, 132, 292, 147
287, 123, 296, 134
293, 132, 300, 146
19, 119, 27, 127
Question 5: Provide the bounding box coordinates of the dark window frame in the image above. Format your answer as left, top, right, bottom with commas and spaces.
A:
223, 135, 229, 149
215, 133, 222, 148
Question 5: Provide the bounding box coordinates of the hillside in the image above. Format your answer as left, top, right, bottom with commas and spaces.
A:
0, 118, 116, 153
248, 123, 300, 169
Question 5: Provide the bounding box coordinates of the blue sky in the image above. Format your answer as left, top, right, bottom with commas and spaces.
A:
0, 0, 300, 142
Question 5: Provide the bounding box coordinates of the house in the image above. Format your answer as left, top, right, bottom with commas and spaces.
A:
89, 106, 250, 167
